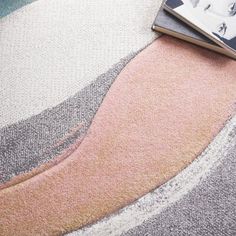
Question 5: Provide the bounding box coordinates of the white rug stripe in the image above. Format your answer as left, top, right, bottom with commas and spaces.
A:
68, 115, 236, 236
0, 0, 162, 128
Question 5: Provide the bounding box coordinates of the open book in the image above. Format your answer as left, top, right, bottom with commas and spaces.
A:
164, 0, 236, 57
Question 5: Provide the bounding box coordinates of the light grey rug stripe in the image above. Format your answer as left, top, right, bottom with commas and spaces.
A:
124, 125, 236, 236
0, 52, 138, 184
68, 115, 236, 236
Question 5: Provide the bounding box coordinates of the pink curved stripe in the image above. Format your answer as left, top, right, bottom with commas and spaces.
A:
0, 36, 236, 235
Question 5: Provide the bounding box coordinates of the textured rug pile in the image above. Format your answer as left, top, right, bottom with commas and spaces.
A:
0, 1, 235, 235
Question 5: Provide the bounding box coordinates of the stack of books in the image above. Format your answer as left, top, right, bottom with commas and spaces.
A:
152, 0, 236, 59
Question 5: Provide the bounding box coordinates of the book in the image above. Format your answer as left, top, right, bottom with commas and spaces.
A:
164, 0, 236, 57
152, 5, 236, 59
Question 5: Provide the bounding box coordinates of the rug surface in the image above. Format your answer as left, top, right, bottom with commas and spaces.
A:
0, 1, 235, 235
0, 0, 161, 184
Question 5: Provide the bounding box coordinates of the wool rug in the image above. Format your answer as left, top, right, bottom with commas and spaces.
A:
71, 115, 236, 236
0, 1, 235, 235
0, 0, 161, 184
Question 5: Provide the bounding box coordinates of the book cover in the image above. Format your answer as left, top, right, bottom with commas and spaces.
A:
152, 7, 236, 59
164, 0, 236, 56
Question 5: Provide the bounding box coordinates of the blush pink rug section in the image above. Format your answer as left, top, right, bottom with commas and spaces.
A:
1, 36, 236, 236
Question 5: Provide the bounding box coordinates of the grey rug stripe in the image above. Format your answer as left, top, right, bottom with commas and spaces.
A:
0, 52, 138, 184
124, 130, 236, 236
69, 115, 236, 236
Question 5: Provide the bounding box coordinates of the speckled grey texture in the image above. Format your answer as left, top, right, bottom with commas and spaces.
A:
123, 130, 236, 236
0, 53, 137, 184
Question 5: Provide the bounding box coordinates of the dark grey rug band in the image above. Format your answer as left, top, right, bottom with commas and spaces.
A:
0, 53, 137, 184
123, 134, 236, 236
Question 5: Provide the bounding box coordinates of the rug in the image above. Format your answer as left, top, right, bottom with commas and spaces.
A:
0, 1, 235, 235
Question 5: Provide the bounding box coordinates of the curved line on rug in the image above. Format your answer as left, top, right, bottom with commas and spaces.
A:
0, 45, 151, 188
0, 0, 162, 184
0, 0, 38, 18
0, 36, 236, 236
0, 0, 161, 128
68, 115, 236, 236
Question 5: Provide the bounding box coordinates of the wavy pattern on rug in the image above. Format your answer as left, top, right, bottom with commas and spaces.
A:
124, 129, 236, 236
0, 36, 236, 236
0, 52, 138, 186
0, 0, 161, 128
69, 115, 236, 236
0, 0, 163, 184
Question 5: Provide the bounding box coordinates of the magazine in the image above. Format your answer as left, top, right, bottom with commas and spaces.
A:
164, 0, 236, 56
